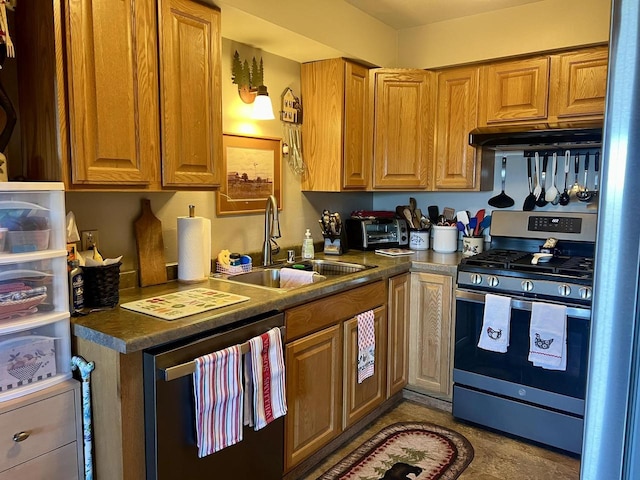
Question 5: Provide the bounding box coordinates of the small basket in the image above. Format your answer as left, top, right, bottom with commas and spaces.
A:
216, 261, 252, 275
83, 262, 121, 307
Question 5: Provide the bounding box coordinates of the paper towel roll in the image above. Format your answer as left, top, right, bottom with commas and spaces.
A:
177, 216, 211, 282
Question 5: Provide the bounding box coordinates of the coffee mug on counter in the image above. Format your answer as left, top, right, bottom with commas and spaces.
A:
462, 236, 484, 257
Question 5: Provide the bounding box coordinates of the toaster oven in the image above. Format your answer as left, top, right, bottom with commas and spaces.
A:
345, 217, 409, 250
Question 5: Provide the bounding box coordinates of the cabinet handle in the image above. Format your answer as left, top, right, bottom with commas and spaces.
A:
13, 431, 30, 442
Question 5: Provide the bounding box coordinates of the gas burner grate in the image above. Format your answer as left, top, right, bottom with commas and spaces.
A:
460, 249, 530, 268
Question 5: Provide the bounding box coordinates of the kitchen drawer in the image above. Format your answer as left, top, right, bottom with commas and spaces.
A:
0, 387, 78, 472
0, 442, 78, 480
285, 280, 385, 341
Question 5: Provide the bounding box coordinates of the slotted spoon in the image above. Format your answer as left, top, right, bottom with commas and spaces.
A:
536, 154, 549, 207
559, 150, 571, 206
532, 152, 542, 200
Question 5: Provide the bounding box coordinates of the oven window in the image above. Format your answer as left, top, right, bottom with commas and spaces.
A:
454, 298, 589, 399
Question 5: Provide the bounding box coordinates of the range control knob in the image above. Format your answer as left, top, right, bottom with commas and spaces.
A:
558, 284, 572, 296
521, 280, 534, 292
487, 276, 499, 287
579, 287, 593, 300
470, 274, 482, 285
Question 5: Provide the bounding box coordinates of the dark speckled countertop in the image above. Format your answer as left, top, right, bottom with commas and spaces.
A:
71, 250, 462, 354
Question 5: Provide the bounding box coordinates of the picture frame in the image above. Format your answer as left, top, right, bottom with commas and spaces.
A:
216, 133, 282, 215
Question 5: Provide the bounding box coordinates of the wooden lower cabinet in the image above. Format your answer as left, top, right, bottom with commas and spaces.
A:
343, 305, 387, 429
387, 273, 410, 396
408, 272, 454, 398
284, 324, 342, 471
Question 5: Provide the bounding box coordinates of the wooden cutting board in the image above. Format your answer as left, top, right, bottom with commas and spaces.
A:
134, 199, 168, 287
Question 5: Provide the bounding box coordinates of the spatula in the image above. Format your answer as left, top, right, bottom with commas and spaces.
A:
488, 157, 515, 209
523, 156, 536, 211
474, 209, 485, 236
536, 154, 549, 207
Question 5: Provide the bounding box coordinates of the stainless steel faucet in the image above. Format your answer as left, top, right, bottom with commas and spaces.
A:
262, 195, 281, 266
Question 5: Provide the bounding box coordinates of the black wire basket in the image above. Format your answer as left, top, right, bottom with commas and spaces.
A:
83, 262, 121, 308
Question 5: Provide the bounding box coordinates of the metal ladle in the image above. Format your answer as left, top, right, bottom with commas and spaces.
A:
577, 152, 591, 202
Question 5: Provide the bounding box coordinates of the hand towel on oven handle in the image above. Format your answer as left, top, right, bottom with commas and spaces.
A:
528, 302, 567, 370
357, 310, 376, 383
246, 327, 287, 430
477, 294, 512, 353
192, 345, 243, 457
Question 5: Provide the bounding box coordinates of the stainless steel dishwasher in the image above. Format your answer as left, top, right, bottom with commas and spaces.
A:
143, 311, 285, 480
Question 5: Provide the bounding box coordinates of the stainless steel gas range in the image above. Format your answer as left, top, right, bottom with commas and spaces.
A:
453, 210, 597, 454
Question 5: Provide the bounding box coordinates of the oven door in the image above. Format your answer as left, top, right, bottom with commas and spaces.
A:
453, 289, 591, 413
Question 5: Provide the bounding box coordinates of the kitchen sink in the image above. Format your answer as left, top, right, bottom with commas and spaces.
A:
217, 259, 376, 290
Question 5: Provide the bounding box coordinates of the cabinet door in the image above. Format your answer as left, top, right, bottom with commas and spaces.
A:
549, 46, 608, 121
480, 57, 550, 125
408, 272, 453, 398
387, 273, 410, 397
372, 69, 431, 189
285, 325, 342, 471
158, 0, 223, 187
433, 66, 480, 190
65, 0, 160, 185
343, 306, 387, 429
342, 62, 370, 190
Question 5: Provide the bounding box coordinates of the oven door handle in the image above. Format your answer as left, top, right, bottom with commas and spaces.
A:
455, 289, 591, 320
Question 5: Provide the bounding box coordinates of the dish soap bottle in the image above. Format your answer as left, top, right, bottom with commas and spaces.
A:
302, 228, 315, 259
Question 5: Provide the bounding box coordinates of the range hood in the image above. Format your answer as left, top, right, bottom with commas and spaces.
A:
469, 125, 603, 150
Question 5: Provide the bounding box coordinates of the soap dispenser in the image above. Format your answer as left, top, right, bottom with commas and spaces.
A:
302, 229, 315, 259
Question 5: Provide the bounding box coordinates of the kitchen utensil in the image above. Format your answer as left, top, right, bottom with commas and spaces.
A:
523, 156, 536, 211
480, 214, 491, 233
577, 152, 591, 202
428, 205, 439, 224
587, 151, 600, 204
474, 209, 485, 236
468, 217, 477, 234
457, 221, 467, 234
395, 205, 406, 220
456, 210, 470, 235
533, 152, 542, 200
443, 207, 456, 221
135, 199, 168, 287
436, 214, 450, 226
488, 157, 515, 208
570, 153, 581, 196
536, 154, 549, 207
546, 152, 560, 204
402, 207, 415, 228
559, 150, 571, 206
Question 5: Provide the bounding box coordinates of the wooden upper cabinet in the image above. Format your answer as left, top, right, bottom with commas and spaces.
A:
158, 0, 223, 187
372, 69, 432, 189
433, 66, 480, 190
549, 46, 608, 121
479, 56, 550, 125
65, 0, 160, 185
301, 59, 370, 192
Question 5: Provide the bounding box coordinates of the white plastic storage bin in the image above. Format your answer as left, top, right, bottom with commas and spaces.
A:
0, 183, 71, 402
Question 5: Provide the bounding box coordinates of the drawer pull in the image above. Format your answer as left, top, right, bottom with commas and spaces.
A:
12, 431, 30, 442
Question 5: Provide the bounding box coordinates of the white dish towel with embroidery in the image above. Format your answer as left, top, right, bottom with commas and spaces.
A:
477, 294, 512, 353
247, 327, 287, 430
528, 302, 567, 370
192, 345, 243, 457
357, 310, 375, 383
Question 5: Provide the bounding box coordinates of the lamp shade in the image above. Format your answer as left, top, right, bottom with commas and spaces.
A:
253, 85, 275, 120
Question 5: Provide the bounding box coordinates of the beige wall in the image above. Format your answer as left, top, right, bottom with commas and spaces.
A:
66, 39, 371, 272
397, 0, 612, 68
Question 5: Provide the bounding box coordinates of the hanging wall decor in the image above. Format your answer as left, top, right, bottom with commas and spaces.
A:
281, 87, 304, 175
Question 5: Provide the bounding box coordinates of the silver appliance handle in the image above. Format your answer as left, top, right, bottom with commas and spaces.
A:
455, 289, 591, 320
159, 326, 286, 382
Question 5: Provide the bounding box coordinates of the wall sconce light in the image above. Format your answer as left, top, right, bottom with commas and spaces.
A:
231, 50, 275, 120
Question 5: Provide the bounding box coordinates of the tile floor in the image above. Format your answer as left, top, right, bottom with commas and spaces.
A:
303, 397, 580, 480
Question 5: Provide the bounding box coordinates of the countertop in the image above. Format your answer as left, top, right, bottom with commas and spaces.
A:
71, 250, 462, 354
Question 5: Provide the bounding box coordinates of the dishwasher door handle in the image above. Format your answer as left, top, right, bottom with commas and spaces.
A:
159, 326, 286, 382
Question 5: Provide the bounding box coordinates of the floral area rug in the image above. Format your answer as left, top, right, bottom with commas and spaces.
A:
317, 422, 474, 480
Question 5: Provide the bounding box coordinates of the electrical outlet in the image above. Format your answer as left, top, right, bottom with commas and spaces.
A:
81, 230, 99, 251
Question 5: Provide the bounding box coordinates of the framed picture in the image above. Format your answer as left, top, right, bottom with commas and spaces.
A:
216, 134, 282, 215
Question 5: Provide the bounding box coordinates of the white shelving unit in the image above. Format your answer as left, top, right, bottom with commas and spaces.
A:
0, 183, 71, 402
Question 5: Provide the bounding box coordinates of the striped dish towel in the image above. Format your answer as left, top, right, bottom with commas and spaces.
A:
192, 345, 243, 457
357, 310, 375, 383
247, 328, 287, 430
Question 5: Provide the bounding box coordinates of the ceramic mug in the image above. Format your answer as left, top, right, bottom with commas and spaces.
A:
462, 236, 484, 257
